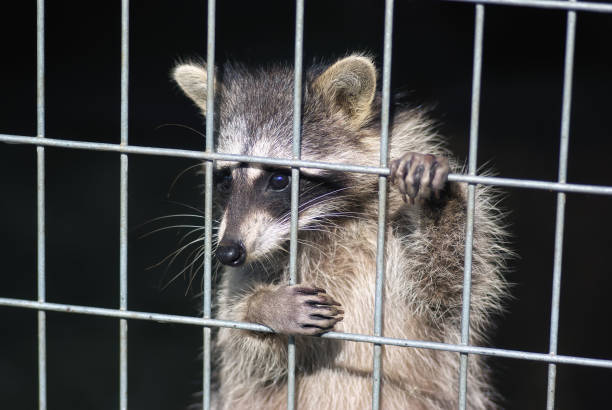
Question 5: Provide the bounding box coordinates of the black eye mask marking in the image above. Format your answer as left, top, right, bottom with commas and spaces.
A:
214, 165, 355, 226
215, 171, 232, 193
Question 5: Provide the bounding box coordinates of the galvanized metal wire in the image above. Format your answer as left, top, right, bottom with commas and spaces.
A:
119, 2, 129, 410
2, 297, 612, 369
372, 0, 394, 409
3, 1, 612, 409
287, 1, 305, 408
445, 0, 612, 13
36, 1, 46, 409
547, 2, 577, 408
201, 2, 217, 410
458, 4, 485, 408
2, 133, 611, 196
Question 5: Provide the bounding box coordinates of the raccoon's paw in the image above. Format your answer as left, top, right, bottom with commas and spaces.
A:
390, 152, 449, 203
265, 285, 344, 336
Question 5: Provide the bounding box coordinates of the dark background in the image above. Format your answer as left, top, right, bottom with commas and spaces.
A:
1, 1, 611, 409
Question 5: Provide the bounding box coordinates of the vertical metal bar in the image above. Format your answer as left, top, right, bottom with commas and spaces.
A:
288, 1, 304, 408
371, 1, 394, 409
36, 1, 46, 409
119, 1, 129, 410
458, 5, 484, 409
546, 2, 576, 408
202, 1, 216, 409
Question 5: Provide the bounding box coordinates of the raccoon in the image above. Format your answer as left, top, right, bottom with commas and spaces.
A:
172, 54, 509, 410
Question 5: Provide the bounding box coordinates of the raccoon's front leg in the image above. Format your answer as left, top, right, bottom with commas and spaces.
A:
390, 152, 450, 202
245, 285, 344, 336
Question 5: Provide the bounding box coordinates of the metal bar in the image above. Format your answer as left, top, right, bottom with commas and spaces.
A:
36, 1, 46, 409
4, 135, 610, 195
372, 1, 394, 409
443, 0, 612, 13
458, 6, 484, 406
458, 5, 485, 409
3, 297, 612, 369
203, 1, 216, 409
119, 1, 129, 410
445, 174, 612, 196
287, 1, 305, 408
546, 2, 576, 408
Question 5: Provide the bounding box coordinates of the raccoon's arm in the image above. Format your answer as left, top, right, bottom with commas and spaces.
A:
389, 152, 506, 329
241, 284, 344, 336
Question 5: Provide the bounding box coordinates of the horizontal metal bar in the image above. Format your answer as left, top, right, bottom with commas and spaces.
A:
2, 133, 611, 196
0, 133, 388, 174
2, 297, 612, 370
451, 174, 612, 195
443, 0, 612, 13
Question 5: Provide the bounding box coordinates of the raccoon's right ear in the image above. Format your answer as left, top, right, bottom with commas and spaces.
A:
313, 55, 377, 129
172, 63, 216, 115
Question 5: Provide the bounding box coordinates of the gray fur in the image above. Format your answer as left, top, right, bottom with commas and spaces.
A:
173, 54, 510, 409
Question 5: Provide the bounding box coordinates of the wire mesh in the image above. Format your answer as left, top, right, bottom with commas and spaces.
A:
2, 0, 612, 409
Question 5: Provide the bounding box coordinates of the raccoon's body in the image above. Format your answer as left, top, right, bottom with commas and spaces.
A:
173, 55, 509, 410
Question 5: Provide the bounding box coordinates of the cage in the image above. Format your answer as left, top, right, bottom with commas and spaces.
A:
1, 1, 611, 409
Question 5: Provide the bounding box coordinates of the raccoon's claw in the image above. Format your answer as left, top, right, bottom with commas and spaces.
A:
262, 284, 344, 336
390, 152, 449, 203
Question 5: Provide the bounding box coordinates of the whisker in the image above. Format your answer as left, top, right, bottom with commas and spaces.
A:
297, 186, 354, 211
276, 185, 361, 224
186, 257, 206, 295
156, 123, 206, 139
161, 241, 207, 291
177, 227, 206, 246
139, 224, 204, 240
133, 213, 205, 233
164, 200, 205, 215
148, 236, 205, 271
168, 162, 206, 198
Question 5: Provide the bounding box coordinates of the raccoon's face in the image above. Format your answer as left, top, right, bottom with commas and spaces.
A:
213, 163, 348, 266
173, 54, 379, 266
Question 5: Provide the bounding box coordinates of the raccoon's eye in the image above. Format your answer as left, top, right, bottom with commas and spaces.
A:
216, 173, 232, 193
268, 172, 290, 191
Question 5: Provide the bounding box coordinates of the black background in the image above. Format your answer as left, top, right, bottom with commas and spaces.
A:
1, 1, 611, 409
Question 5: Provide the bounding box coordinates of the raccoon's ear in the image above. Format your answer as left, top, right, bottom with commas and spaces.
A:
172, 63, 216, 115
313, 55, 377, 128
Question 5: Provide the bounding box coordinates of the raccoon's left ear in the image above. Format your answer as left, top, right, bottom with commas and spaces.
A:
313, 55, 377, 128
172, 62, 216, 116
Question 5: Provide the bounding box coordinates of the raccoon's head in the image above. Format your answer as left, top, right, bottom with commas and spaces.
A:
173, 55, 380, 266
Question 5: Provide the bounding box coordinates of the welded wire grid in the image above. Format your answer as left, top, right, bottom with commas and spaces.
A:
1, 0, 612, 409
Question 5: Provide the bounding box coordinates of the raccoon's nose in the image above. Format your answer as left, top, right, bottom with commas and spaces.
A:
216, 240, 247, 266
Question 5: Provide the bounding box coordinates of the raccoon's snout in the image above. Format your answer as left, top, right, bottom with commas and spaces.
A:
216, 240, 247, 266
